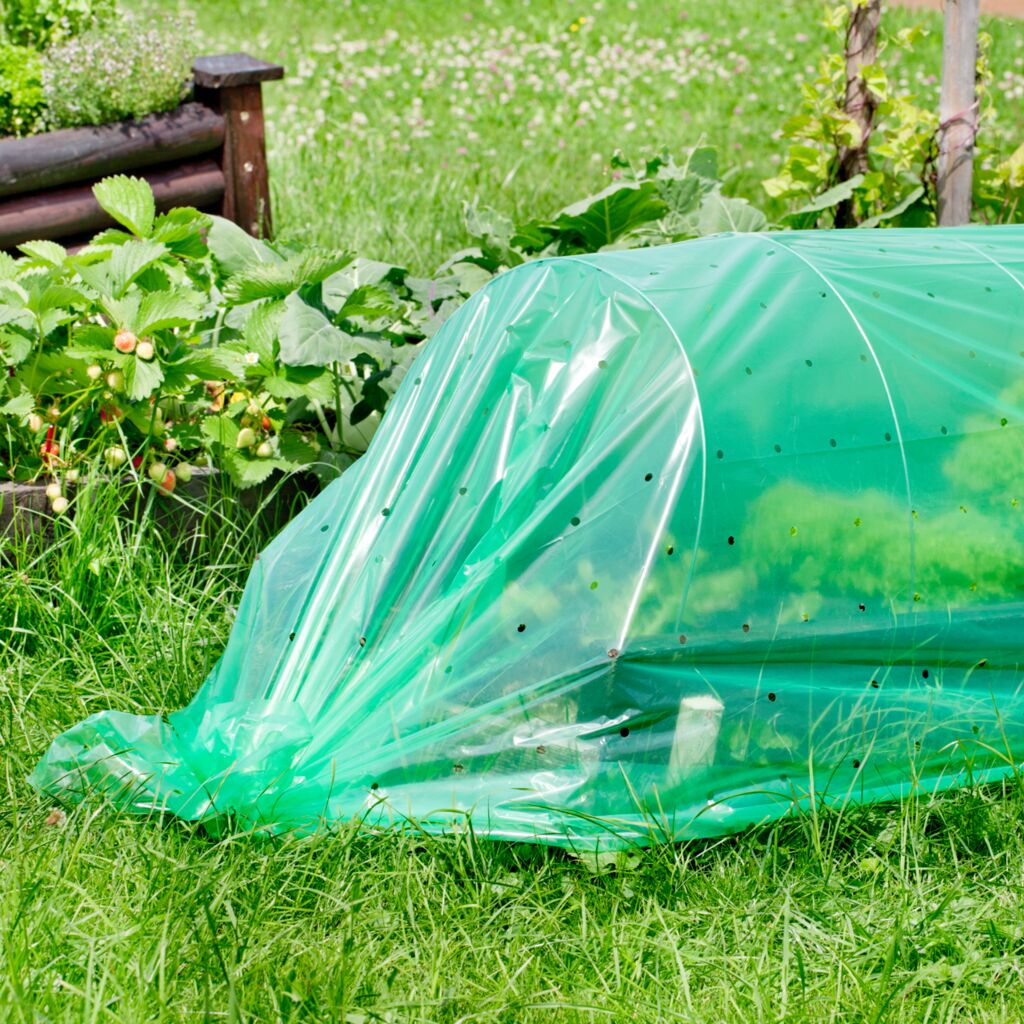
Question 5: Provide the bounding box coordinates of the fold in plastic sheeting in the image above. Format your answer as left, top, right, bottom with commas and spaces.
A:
31, 227, 1024, 849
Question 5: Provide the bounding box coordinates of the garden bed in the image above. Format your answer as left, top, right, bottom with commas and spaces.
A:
0, 52, 282, 246
0, 467, 313, 548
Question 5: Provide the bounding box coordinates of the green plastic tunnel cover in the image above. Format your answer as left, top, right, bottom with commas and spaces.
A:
31, 226, 1024, 850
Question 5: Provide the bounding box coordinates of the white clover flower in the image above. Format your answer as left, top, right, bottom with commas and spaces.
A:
243, 351, 260, 366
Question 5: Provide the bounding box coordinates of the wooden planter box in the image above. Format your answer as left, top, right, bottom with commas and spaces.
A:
0, 53, 284, 247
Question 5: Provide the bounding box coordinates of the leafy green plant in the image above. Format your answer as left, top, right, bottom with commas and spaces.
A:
440, 147, 767, 302
0, 42, 45, 137
1, 0, 113, 50
763, 4, 1024, 227
0, 175, 428, 495
762, 6, 937, 227
42, 12, 194, 130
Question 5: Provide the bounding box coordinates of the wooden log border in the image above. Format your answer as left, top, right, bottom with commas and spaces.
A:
0, 52, 283, 248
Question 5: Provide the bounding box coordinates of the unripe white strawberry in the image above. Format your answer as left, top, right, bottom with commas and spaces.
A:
45, 482, 62, 500
27, 413, 43, 432
114, 329, 137, 353
47, 404, 60, 421
65, 468, 80, 483
135, 340, 155, 361
174, 463, 193, 484
51, 495, 69, 514
147, 460, 168, 483
246, 401, 261, 417
106, 370, 124, 390
236, 427, 256, 449
255, 441, 273, 458
105, 446, 127, 467
86, 364, 103, 380
163, 437, 178, 453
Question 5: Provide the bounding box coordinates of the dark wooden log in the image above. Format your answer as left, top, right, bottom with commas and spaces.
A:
194, 53, 283, 238
0, 159, 225, 248
0, 103, 225, 200
193, 53, 284, 90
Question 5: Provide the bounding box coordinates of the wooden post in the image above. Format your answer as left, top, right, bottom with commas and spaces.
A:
193, 53, 283, 239
937, 0, 981, 226
835, 0, 881, 228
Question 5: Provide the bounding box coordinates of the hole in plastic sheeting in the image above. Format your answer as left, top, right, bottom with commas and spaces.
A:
381, 507, 391, 517
745, 366, 753, 376
742, 623, 750, 634
517, 623, 526, 633
444, 666, 453, 674
969, 351, 977, 359
853, 759, 861, 768
820, 292, 827, 298
767, 692, 777, 702
765, 250, 775, 257
885, 432, 892, 442
644, 473, 653, 482
679, 634, 687, 645
727, 535, 735, 546
716, 449, 725, 460
598, 359, 608, 369
859, 603, 866, 612
666, 545, 675, 555
915, 740, 922, 751
973, 725, 980, 735
940, 426, 948, 435
414, 377, 421, 386
458, 487, 468, 496
914, 592, 922, 603
773, 443, 782, 454
759, 302, 768, 310
370, 782, 379, 790
608, 648, 620, 659
871, 679, 880, 688
927, 292, 935, 298
829, 438, 837, 448
619, 727, 630, 737
320, 524, 329, 533
805, 359, 813, 367
872, 291, 881, 298
536, 744, 547, 754
453, 763, 465, 774
1001, 418, 1008, 427
789, 526, 798, 536
922, 668, 930, 679
289, 632, 296, 642
359, 636, 366, 647
590, 581, 599, 590
570, 516, 581, 526
860, 354, 869, 363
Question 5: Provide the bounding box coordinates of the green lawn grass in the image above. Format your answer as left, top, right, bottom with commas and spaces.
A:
6, 0, 1024, 1019
5, 496, 1024, 1021
146, 0, 1024, 272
